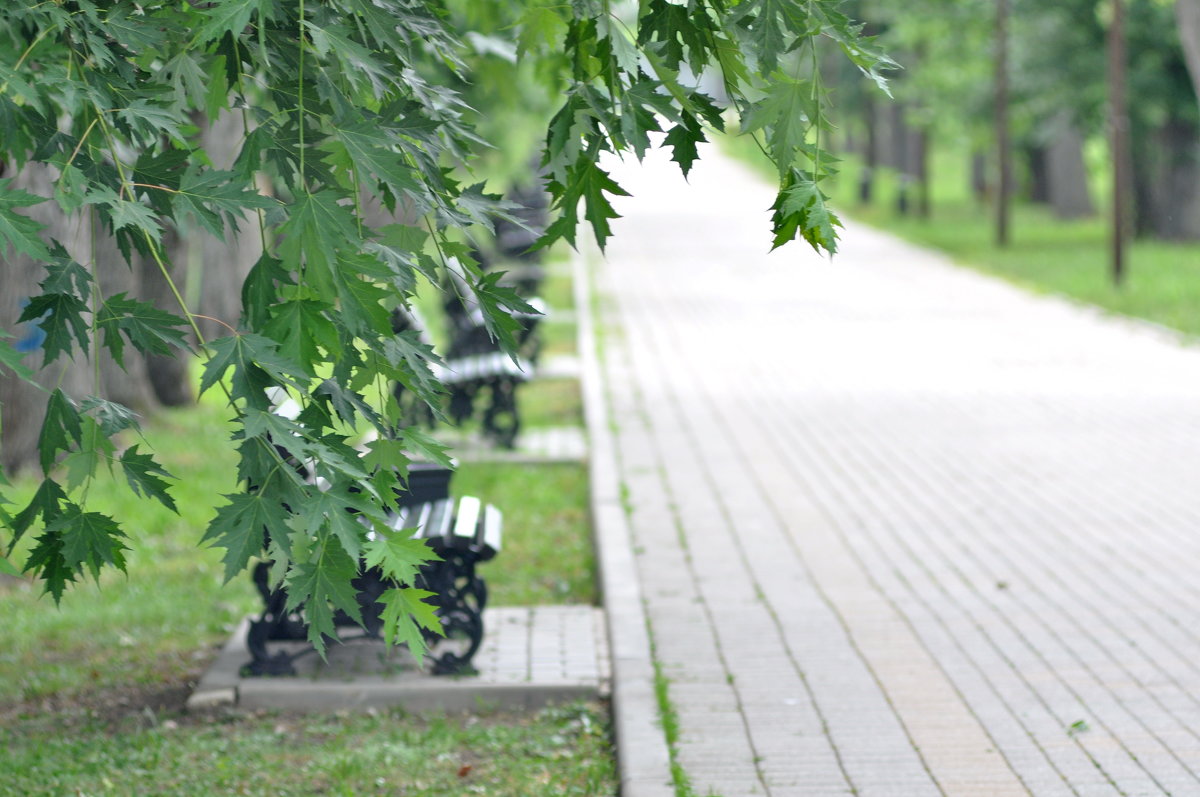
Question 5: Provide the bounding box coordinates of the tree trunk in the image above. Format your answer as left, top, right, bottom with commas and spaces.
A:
914, 126, 931, 218
971, 152, 990, 204
889, 103, 912, 216
1, 165, 156, 473
1024, 144, 1050, 204
194, 111, 265, 340
1177, 0, 1200, 96
1131, 117, 1200, 240
137, 225, 193, 407
1046, 122, 1095, 219
1109, 0, 1132, 284
995, 0, 1012, 248
859, 94, 878, 204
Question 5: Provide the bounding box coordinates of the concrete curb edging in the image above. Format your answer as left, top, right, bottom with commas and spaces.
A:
575, 251, 676, 797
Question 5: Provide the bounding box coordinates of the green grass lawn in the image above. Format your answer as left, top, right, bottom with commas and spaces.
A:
0, 701, 614, 797
725, 132, 1200, 339
0, 259, 609, 795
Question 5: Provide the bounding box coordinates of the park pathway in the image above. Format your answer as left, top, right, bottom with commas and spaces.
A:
588, 145, 1200, 797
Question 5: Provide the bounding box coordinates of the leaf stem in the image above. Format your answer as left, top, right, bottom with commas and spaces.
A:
297, 0, 308, 190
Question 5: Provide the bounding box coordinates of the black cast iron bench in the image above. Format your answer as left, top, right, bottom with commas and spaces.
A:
392, 290, 542, 449
242, 434, 503, 676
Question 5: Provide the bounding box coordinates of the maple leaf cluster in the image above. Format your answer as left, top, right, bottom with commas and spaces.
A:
0, 0, 890, 653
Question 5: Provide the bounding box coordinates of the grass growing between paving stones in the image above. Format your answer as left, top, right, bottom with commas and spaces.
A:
0, 701, 615, 797
724, 132, 1200, 339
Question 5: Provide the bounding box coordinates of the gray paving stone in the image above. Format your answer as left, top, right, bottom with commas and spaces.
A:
586, 142, 1200, 795
187, 606, 607, 713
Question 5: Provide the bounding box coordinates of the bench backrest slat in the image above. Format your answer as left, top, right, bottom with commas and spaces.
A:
452, 496, 482, 547
430, 497, 455, 542
482, 504, 503, 554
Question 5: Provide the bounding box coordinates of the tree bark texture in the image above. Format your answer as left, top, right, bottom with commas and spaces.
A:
1, 165, 156, 472
1131, 117, 1200, 241
1046, 123, 1095, 220
1, 112, 264, 471
1177, 0, 1200, 97
995, 0, 1012, 248
1024, 144, 1050, 205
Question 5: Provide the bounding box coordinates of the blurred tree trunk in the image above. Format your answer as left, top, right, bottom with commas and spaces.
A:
888, 102, 912, 215
1024, 143, 1050, 204
194, 111, 265, 341
1178, 0, 1200, 93
859, 93, 878, 204
914, 126, 930, 218
1109, 0, 1130, 284
1131, 116, 1200, 240
1046, 121, 1094, 219
138, 225, 193, 407
995, 0, 1011, 247
970, 152, 990, 205
1, 112, 263, 471
1, 165, 156, 473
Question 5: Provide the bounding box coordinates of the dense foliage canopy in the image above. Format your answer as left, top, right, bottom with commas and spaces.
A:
0, 0, 889, 653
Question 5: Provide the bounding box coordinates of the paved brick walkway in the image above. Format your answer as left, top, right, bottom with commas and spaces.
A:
591, 147, 1200, 796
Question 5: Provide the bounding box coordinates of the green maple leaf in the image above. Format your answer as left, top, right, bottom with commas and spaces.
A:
161, 51, 210, 112
195, 0, 264, 44
333, 254, 394, 337
379, 586, 443, 658
0, 552, 18, 577
363, 535, 438, 586
241, 409, 368, 483
0, 178, 50, 259
262, 299, 338, 372
10, 478, 67, 547
49, 504, 128, 579
85, 190, 163, 244
285, 544, 363, 655
18, 292, 90, 364
381, 331, 444, 409
240, 254, 293, 329
638, 0, 715, 71
120, 445, 178, 514
200, 333, 304, 405
39, 254, 93, 301
770, 171, 841, 254
63, 416, 114, 491
741, 78, 817, 176
80, 396, 141, 437
38, 389, 83, 474
474, 271, 538, 355
329, 120, 423, 200
516, 6, 568, 56
663, 113, 706, 178
305, 22, 391, 98
400, 427, 454, 470
118, 99, 186, 142
314, 378, 382, 428
296, 487, 373, 562
276, 191, 361, 297
360, 436, 409, 476
542, 159, 631, 250
23, 529, 77, 603
173, 170, 279, 238
737, 0, 790, 74
202, 490, 289, 582
619, 91, 663, 160
96, 293, 189, 368
0, 335, 33, 380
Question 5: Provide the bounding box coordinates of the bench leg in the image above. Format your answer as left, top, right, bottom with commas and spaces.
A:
419, 553, 488, 675
481, 378, 519, 449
